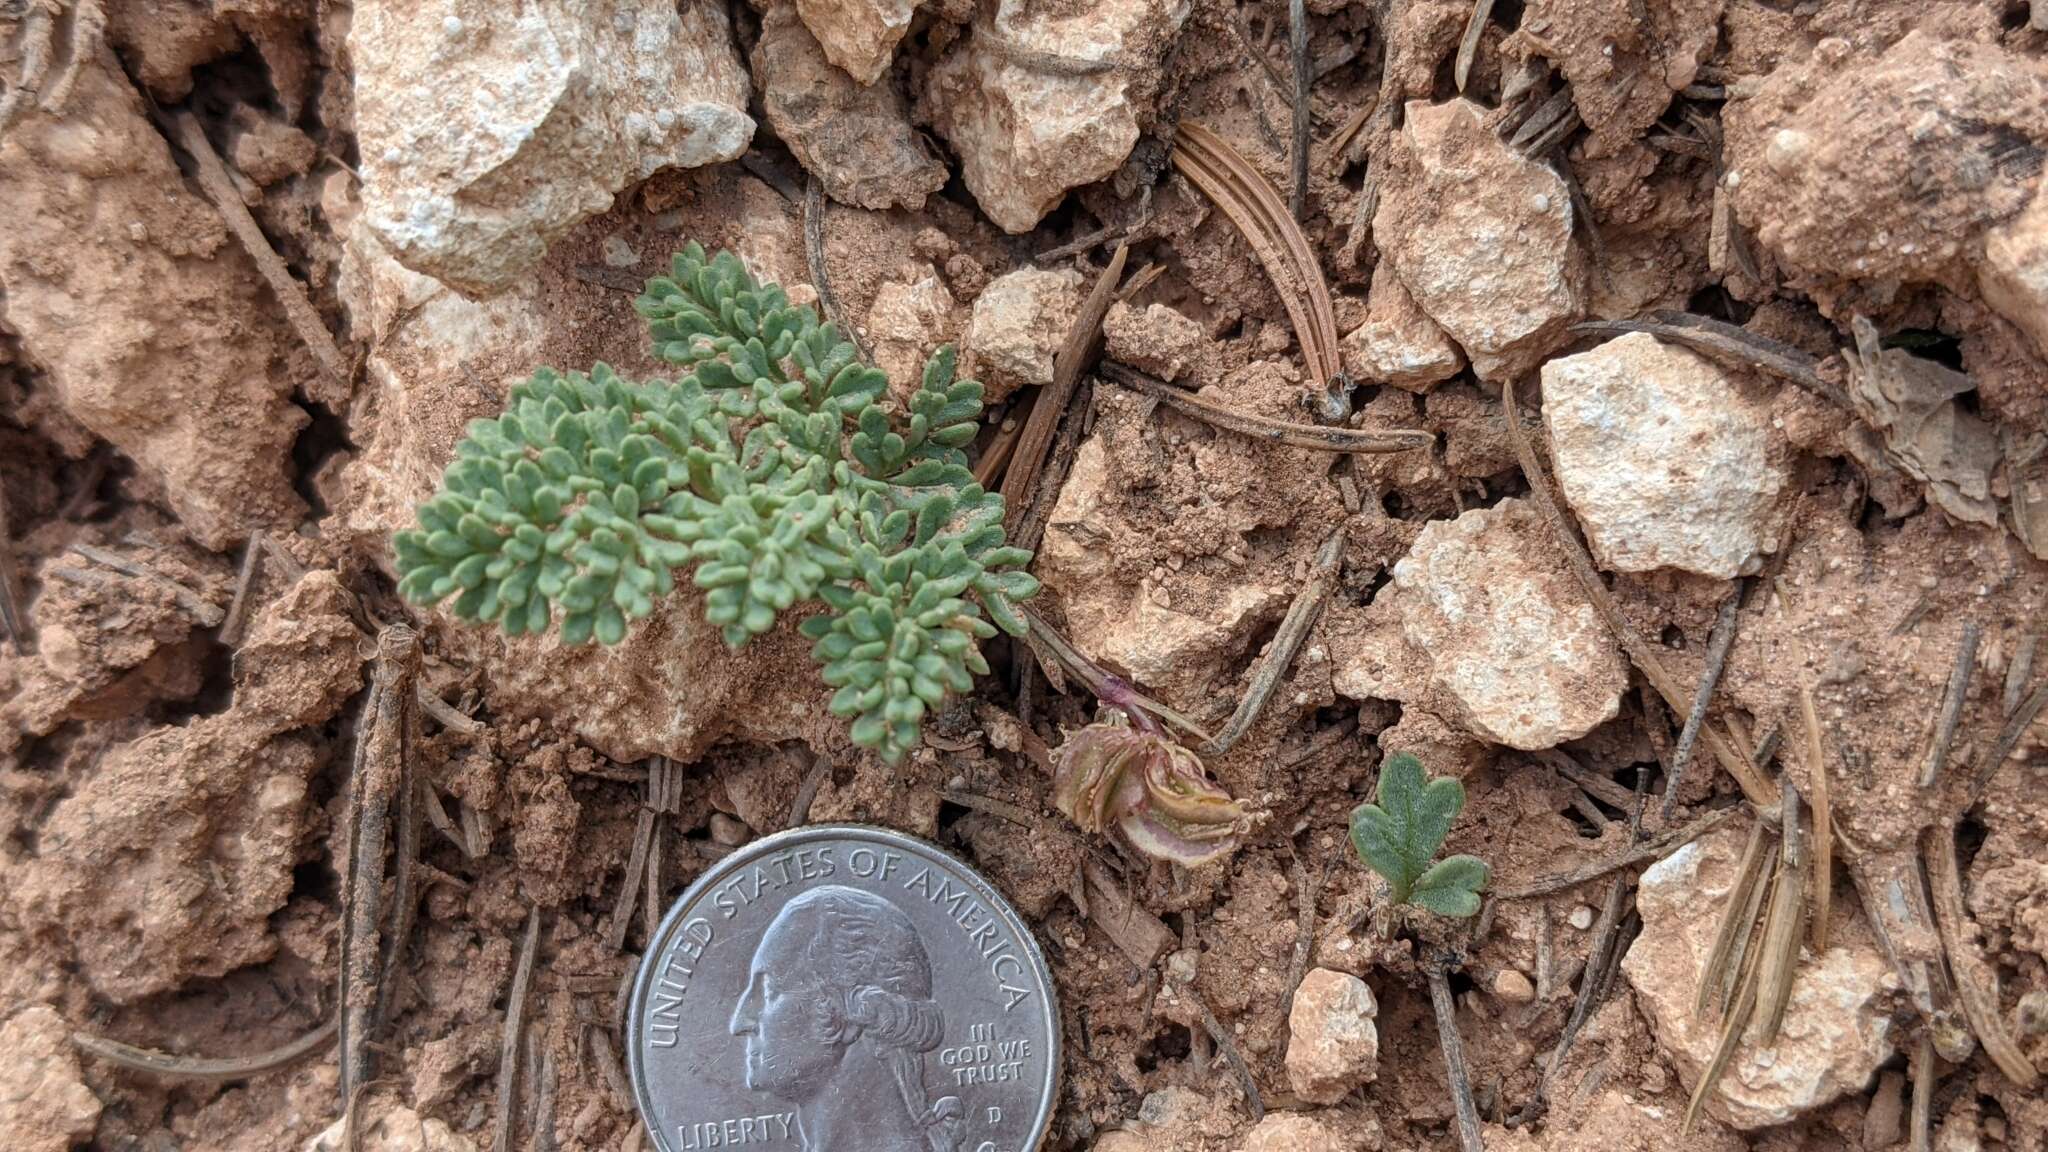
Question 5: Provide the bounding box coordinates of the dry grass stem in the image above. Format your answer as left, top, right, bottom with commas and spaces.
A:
1427, 962, 1486, 1152
1102, 361, 1429, 452
1501, 376, 1776, 813
1801, 686, 1832, 952
73, 1016, 338, 1080
1572, 313, 1850, 409
1169, 122, 1342, 387
163, 110, 352, 405
1695, 819, 1770, 1019
1454, 0, 1497, 91
1925, 822, 2039, 1086
1497, 804, 1737, 899
1666, 591, 1742, 816
1751, 781, 1807, 1045
1206, 527, 1345, 755
494, 906, 543, 1152
1919, 622, 1980, 788
1002, 244, 1126, 515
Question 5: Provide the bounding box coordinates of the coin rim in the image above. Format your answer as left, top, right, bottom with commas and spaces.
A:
626, 821, 1063, 1152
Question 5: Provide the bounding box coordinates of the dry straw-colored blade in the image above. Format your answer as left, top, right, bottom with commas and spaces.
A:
1171, 121, 1343, 387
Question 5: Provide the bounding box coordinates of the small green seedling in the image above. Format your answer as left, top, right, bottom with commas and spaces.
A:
1349, 752, 1489, 917
392, 244, 1038, 763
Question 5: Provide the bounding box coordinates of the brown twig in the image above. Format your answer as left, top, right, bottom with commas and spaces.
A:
1454, 0, 1497, 91
1925, 822, 2039, 1087
1012, 379, 1094, 557
1021, 607, 1215, 743
1287, 0, 1310, 221
1498, 805, 1738, 899
495, 906, 543, 1152
1278, 853, 1322, 1021
533, 1041, 560, 1152
73, 1016, 338, 1080
973, 409, 1027, 489
1002, 244, 1127, 519
1206, 527, 1345, 755
69, 543, 224, 626
1509, 86, 1576, 152
1963, 676, 2046, 809
605, 809, 657, 952
162, 111, 351, 405
415, 685, 484, 735
787, 752, 831, 828
1427, 961, 1486, 1152
0, 483, 20, 652
1102, 361, 1429, 453
217, 531, 268, 647
1082, 857, 1177, 967
1801, 687, 1833, 954
339, 625, 421, 1103
805, 175, 865, 358
1752, 780, 1807, 1045
588, 1026, 634, 1112
1194, 994, 1265, 1122
2003, 632, 2037, 719
942, 788, 1040, 830
1572, 313, 1850, 410
1501, 376, 1776, 813
1665, 590, 1742, 817
1170, 121, 1342, 389
1919, 623, 1981, 788
1522, 873, 1629, 1126
1909, 1033, 1936, 1152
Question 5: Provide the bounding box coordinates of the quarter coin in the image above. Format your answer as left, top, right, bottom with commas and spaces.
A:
628, 823, 1060, 1152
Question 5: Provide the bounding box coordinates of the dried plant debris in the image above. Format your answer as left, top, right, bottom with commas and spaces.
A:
1841, 316, 2002, 530
1170, 121, 1343, 401
1052, 693, 1248, 866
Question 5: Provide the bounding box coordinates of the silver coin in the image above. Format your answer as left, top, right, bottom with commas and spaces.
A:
628, 823, 1060, 1152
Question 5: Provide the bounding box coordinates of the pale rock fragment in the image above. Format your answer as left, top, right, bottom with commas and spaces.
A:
1541, 332, 1791, 578
1623, 826, 1896, 1130
352, 0, 753, 293
1373, 99, 1583, 381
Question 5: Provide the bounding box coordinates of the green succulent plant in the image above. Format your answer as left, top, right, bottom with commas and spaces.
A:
391, 244, 1039, 763
1349, 752, 1489, 918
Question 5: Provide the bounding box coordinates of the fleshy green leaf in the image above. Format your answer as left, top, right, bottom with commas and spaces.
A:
391, 241, 1041, 760
1409, 854, 1489, 918
1348, 752, 1476, 911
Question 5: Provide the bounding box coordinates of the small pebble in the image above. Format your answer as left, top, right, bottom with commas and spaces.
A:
1568, 904, 1595, 930
709, 813, 750, 846
1493, 968, 1536, 1004
602, 235, 640, 268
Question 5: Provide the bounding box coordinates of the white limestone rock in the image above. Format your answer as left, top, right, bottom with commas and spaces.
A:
1333, 499, 1627, 750
753, 3, 946, 211
965, 266, 1084, 403
922, 0, 1189, 232
352, 0, 753, 294
795, 0, 921, 84
1373, 99, 1584, 381
1285, 969, 1380, 1104
1339, 263, 1466, 391
1541, 332, 1791, 578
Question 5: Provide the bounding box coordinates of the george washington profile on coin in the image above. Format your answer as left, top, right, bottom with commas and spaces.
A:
629, 825, 1057, 1152
730, 885, 967, 1152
